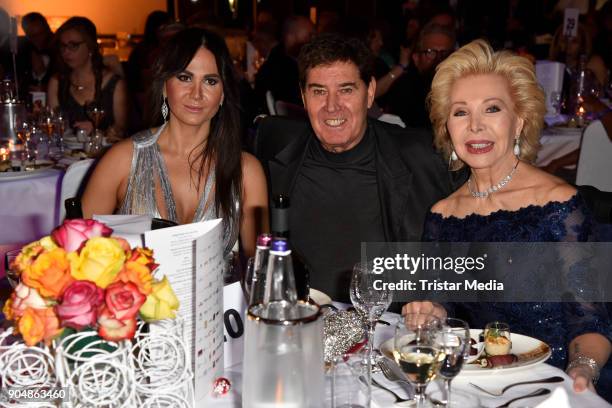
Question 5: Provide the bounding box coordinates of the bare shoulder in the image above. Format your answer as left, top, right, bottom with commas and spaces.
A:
241, 151, 264, 174
96, 138, 133, 173
523, 165, 577, 204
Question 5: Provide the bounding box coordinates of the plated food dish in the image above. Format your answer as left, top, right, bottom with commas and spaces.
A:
380, 329, 551, 375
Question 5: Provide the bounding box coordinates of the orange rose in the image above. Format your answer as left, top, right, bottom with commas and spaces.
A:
18, 307, 62, 346
22, 247, 74, 299
115, 261, 153, 295
129, 247, 158, 272
3, 298, 14, 321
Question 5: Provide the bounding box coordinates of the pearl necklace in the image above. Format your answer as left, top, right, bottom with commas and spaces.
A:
467, 160, 520, 198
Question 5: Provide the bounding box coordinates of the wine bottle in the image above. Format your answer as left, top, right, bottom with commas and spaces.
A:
64, 197, 83, 219
270, 194, 310, 301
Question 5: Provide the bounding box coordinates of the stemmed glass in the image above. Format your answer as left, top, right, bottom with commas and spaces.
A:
394, 313, 442, 408
550, 91, 562, 116
85, 101, 105, 155
38, 107, 55, 157
15, 119, 34, 165
54, 109, 67, 155
350, 261, 393, 367
435, 318, 470, 407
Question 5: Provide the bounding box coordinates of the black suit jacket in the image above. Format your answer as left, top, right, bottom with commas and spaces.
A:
255, 116, 464, 242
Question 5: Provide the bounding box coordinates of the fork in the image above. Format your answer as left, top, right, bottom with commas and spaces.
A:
378, 359, 410, 384
495, 388, 551, 408
469, 376, 564, 396
371, 378, 413, 404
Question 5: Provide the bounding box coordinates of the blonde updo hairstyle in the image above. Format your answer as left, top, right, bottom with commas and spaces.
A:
428, 39, 546, 171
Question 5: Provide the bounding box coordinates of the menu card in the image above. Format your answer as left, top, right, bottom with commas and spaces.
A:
93, 215, 225, 403
144, 220, 224, 404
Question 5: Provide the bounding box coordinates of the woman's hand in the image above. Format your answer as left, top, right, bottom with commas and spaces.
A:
567, 365, 596, 393
74, 120, 94, 134
402, 301, 447, 319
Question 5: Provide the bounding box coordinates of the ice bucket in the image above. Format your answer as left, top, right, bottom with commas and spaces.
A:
242, 301, 325, 408
0, 101, 26, 146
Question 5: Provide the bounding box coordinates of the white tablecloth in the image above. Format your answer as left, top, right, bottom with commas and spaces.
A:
204, 309, 611, 407
0, 168, 63, 278
536, 127, 583, 167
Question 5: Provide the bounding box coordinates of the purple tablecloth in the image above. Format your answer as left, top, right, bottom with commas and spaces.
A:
0, 168, 63, 278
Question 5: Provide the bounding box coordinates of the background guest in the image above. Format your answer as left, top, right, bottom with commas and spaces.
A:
82, 28, 268, 257
20, 12, 54, 92
253, 15, 314, 113
47, 17, 128, 141
125, 10, 172, 134
385, 22, 455, 128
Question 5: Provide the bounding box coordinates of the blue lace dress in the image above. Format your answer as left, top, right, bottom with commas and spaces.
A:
423, 193, 612, 399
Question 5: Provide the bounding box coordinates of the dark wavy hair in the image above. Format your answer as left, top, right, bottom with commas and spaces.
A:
148, 27, 242, 221
298, 33, 375, 88
54, 17, 105, 104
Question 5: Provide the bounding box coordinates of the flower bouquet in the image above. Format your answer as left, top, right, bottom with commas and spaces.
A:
1, 219, 194, 407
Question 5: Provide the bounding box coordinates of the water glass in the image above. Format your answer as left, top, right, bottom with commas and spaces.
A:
330, 351, 371, 408
4, 248, 21, 288
350, 261, 393, 367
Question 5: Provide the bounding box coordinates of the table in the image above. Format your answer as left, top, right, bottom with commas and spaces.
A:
0, 168, 63, 278
536, 127, 583, 167
205, 308, 611, 407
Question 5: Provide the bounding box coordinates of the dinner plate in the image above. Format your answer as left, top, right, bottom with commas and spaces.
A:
380, 328, 551, 376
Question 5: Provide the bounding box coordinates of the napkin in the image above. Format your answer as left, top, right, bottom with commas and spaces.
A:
535, 387, 571, 408
93, 214, 152, 248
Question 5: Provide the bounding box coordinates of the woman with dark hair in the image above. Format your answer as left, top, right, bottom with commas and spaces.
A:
48, 17, 127, 140
82, 28, 269, 257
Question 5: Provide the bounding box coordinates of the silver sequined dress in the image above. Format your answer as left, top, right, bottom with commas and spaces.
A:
118, 124, 240, 255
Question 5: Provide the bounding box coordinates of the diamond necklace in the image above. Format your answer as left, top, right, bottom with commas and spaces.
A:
467, 160, 520, 198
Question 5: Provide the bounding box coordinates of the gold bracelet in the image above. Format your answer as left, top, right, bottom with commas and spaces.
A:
566, 356, 600, 384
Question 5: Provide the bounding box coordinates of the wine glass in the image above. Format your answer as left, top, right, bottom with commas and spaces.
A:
435, 318, 470, 407
14, 119, 34, 165
350, 261, 393, 368
38, 107, 55, 157
393, 313, 442, 408
54, 109, 68, 154
85, 101, 106, 155
550, 91, 561, 116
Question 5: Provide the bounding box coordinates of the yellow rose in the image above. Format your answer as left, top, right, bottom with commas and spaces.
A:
39, 236, 59, 251
69, 237, 126, 289
139, 277, 180, 321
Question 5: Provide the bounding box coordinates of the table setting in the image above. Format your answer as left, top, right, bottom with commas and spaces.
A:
203, 253, 611, 408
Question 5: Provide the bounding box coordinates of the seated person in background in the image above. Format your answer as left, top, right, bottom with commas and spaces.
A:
256, 33, 460, 302
404, 39, 612, 401
253, 15, 314, 112
21, 12, 54, 92
385, 22, 455, 128
81, 28, 268, 258
47, 17, 127, 141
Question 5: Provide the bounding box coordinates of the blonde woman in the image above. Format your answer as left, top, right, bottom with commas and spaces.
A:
404, 40, 611, 400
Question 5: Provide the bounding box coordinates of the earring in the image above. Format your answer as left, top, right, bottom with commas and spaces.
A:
513, 137, 520, 157
161, 98, 169, 122
448, 149, 458, 168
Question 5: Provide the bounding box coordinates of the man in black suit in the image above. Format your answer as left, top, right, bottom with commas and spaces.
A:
256, 34, 460, 302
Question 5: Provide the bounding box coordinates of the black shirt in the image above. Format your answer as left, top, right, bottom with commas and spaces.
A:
290, 128, 386, 302
385, 63, 432, 128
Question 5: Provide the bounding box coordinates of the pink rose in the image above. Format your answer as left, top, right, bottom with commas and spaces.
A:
51, 219, 113, 252
10, 283, 51, 318
56, 280, 104, 329
104, 281, 146, 321
98, 307, 137, 341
